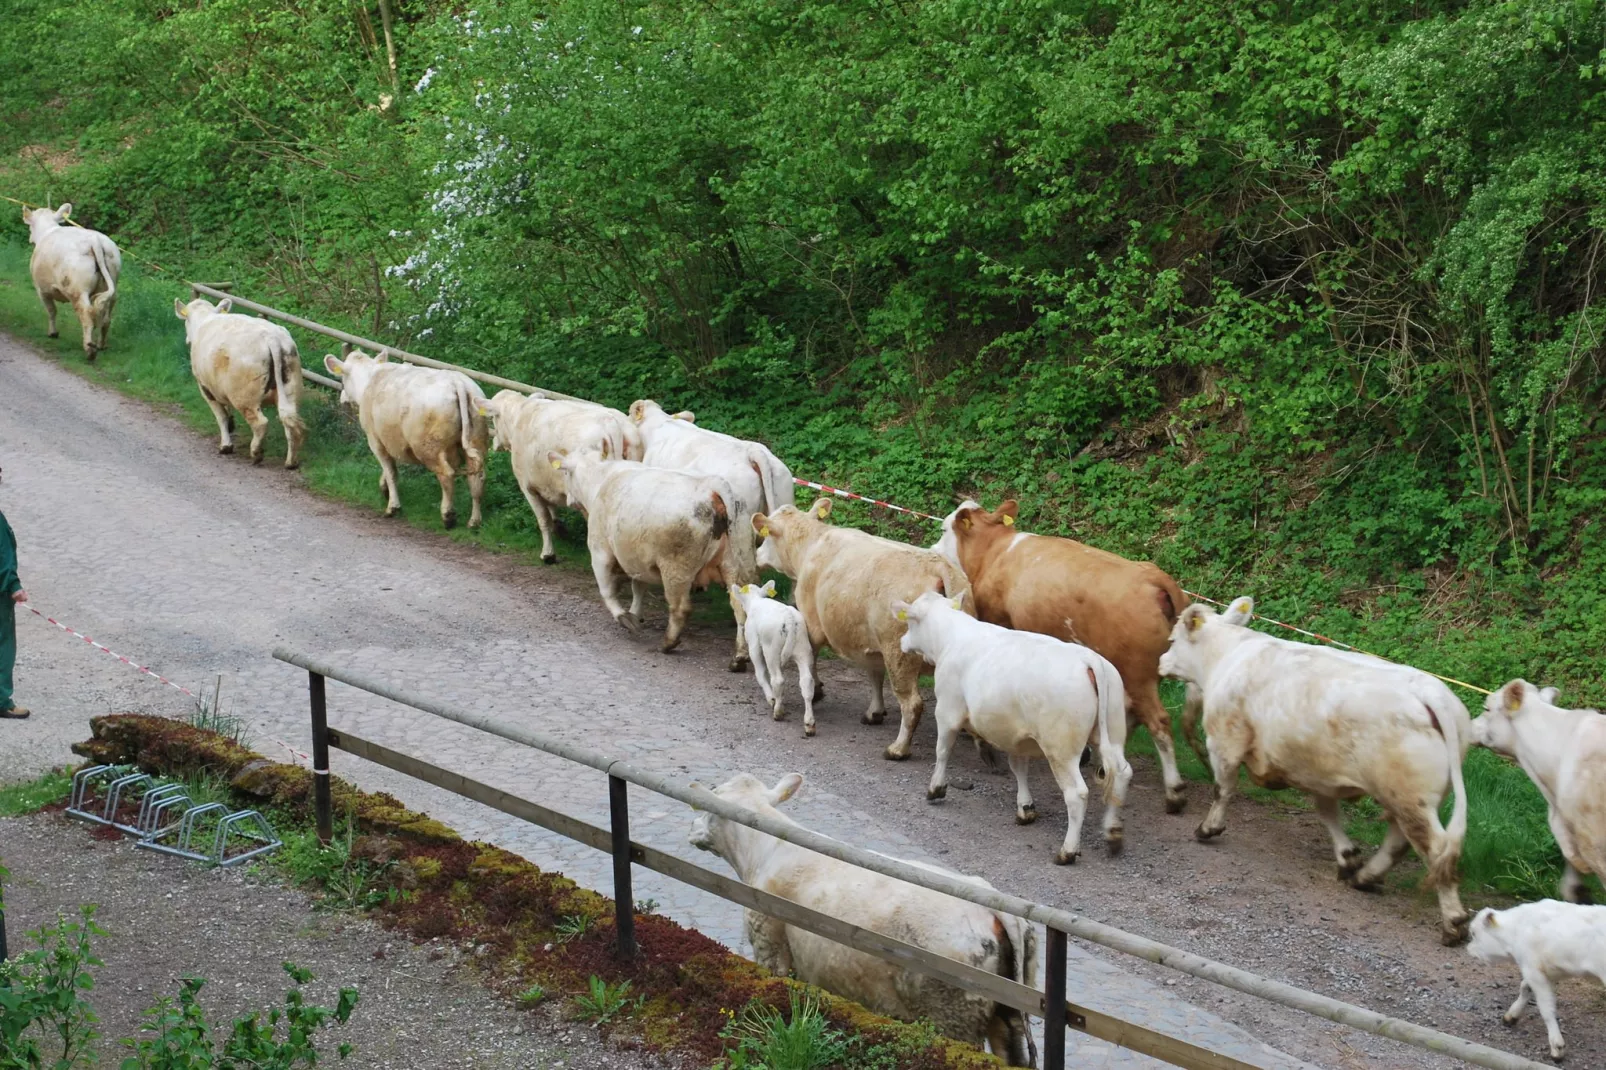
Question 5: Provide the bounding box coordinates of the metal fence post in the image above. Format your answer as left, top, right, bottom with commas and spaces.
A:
1044, 926, 1067, 1070
308, 671, 333, 845
608, 774, 637, 958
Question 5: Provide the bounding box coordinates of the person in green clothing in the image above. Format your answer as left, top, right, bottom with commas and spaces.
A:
0, 466, 29, 719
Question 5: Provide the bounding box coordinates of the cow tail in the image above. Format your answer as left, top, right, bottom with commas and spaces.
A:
1154, 573, 1188, 625
1181, 682, 1209, 764
271, 339, 301, 422
1093, 657, 1131, 806
89, 237, 117, 315
708, 488, 731, 541
991, 915, 1039, 1068
751, 448, 786, 513
1427, 696, 1470, 890
457, 377, 484, 473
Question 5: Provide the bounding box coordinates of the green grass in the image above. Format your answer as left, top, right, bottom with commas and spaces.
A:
0, 768, 74, 816
0, 243, 1592, 905
718, 992, 852, 1070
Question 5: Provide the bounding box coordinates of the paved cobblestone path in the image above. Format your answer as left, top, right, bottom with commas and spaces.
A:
3, 334, 1590, 1069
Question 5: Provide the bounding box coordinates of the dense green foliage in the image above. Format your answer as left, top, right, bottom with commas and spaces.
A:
3, 0, 1605, 901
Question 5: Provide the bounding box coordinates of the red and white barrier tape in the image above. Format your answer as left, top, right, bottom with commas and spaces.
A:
22, 602, 317, 763
792, 478, 945, 522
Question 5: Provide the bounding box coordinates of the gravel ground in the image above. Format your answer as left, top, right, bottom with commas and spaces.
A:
1, 332, 1602, 1069
1, 811, 680, 1069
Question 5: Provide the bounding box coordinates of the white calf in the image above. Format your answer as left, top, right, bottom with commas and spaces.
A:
734, 581, 818, 736
895, 590, 1132, 864
1467, 900, 1606, 1061
24, 203, 120, 359
1473, 680, 1606, 904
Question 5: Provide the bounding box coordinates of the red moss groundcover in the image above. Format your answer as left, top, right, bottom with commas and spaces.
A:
74, 714, 1001, 1069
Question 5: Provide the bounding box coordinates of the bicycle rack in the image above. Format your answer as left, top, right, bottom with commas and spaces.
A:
68, 766, 282, 867
135, 801, 283, 868
65, 764, 131, 825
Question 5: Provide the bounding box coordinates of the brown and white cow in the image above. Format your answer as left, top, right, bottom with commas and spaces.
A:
1473, 680, 1606, 905
753, 498, 971, 758
175, 297, 306, 468
324, 350, 489, 530
480, 390, 642, 561
933, 500, 1190, 812
24, 203, 120, 360
1160, 597, 1474, 944
630, 399, 795, 671
551, 450, 732, 652
689, 772, 1037, 1065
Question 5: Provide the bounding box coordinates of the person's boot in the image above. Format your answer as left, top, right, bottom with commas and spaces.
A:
0, 705, 30, 719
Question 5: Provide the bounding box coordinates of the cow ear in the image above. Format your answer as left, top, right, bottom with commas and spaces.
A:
1223, 597, 1254, 626
598, 438, 612, 460
629, 400, 649, 423
375, 350, 391, 363
1181, 604, 1209, 635
768, 773, 804, 805
890, 599, 911, 621
751, 513, 769, 538
1503, 680, 1526, 712
323, 355, 344, 377
672, 410, 695, 422
56, 203, 72, 221
1538, 685, 1559, 705
812, 498, 833, 520
340, 341, 354, 357
547, 450, 567, 470
997, 500, 1020, 522
949, 595, 963, 610
174, 298, 188, 319
215, 298, 234, 315
761, 580, 776, 597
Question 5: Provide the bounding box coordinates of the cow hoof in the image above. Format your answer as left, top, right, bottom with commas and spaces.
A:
541, 553, 558, 565
1054, 849, 1079, 866
771, 707, 786, 722
251, 453, 265, 466
468, 519, 481, 531
882, 746, 910, 762
1501, 1012, 1521, 1028
1105, 829, 1125, 854
47, 330, 58, 339
1164, 793, 1187, 815
218, 444, 234, 455
803, 724, 816, 738
1337, 849, 1366, 879
660, 638, 682, 654
729, 656, 750, 673
84, 349, 97, 362
383, 507, 400, 519
443, 512, 457, 530
1194, 824, 1223, 842
1440, 913, 1472, 947
927, 784, 947, 802
284, 461, 300, 471
1015, 807, 1038, 826
862, 711, 886, 726
614, 612, 641, 635
1348, 875, 1384, 894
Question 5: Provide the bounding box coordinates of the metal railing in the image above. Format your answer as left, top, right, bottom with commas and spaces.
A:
272, 647, 1547, 1070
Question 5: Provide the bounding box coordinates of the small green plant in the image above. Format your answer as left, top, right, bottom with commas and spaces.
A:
633, 898, 659, 914
516, 983, 547, 1007
119, 962, 359, 1069
0, 769, 74, 817
0, 905, 105, 1070
188, 675, 249, 746
716, 992, 851, 1070
572, 976, 639, 1026
553, 913, 593, 944
276, 814, 396, 911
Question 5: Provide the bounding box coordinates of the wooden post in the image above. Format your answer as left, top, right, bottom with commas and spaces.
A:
1044, 927, 1068, 1070
309, 671, 333, 845
608, 775, 637, 958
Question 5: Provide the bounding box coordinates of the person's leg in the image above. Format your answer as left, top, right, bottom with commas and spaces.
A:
0, 599, 20, 714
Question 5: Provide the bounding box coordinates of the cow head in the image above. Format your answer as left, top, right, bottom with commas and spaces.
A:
894, 590, 967, 658
1471, 679, 1561, 753
734, 580, 778, 613
933, 499, 1018, 571
752, 498, 833, 577
1464, 908, 1511, 963
1158, 596, 1254, 684
322, 348, 389, 407
688, 772, 804, 864
173, 296, 232, 343
22, 203, 71, 244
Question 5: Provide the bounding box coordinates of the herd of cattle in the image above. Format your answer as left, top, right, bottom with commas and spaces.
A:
23, 205, 1606, 1064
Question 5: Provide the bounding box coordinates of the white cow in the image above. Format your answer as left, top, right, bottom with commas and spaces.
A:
629, 399, 795, 671
324, 350, 489, 530
1467, 900, 1606, 1061
175, 297, 306, 468
689, 772, 1037, 1065
734, 581, 818, 736
1473, 680, 1606, 904
895, 590, 1133, 864
551, 450, 732, 652
479, 390, 642, 562
23, 203, 120, 360
1160, 597, 1474, 944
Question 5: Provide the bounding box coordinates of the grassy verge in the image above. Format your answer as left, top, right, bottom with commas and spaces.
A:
1, 244, 1590, 902
0, 768, 74, 816
70, 714, 1001, 1069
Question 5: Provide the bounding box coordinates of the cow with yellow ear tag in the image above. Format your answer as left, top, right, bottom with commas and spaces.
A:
751, 498, 971, 760
1160, 595, 1476, 946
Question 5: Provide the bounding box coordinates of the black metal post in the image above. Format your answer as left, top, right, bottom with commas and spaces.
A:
1044, 926, 1068, 1070
608, 774, 637, 958
309, 670, 333, 846
1, 901, 8, 963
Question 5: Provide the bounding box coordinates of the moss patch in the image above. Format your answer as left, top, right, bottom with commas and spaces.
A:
73, 715, 1005, 1068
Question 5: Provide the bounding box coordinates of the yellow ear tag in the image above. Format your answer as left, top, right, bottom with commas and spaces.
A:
1187, 613, 1203, 632
1233, 599, 1251, 615
815, 505, 829, 518
895, 610, 908, 621
758, 526, 770, 538
551, 460, 562, 469
1002, 515, 1015, 526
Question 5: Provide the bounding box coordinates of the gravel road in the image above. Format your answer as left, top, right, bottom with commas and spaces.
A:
2, 811, 680, 1069
0, 332, 1599, 1069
